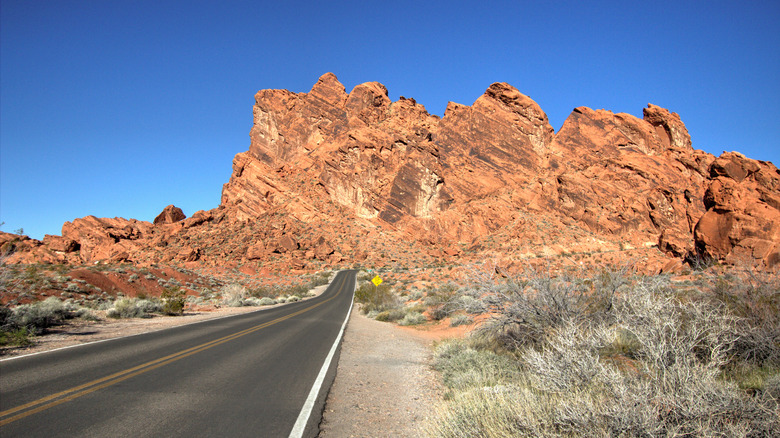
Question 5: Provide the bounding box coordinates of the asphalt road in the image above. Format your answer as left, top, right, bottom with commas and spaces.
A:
0, 269, 356, 438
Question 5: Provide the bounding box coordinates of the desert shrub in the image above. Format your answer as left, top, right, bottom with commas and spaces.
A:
424, 283, 460, 320
433, 339, 521, 391
10, 297, 95, 332
456, 293, 485, 314
398, 311, 427, 326
107, 298, 162, 318
406, 289, 423, 301
0, 297, 96, 346
374, 307, 407, 322
450, 314, 473, 327
221, 283, 248, 307
355, 282, 399, 315
474, 266, 620, 350
706, 271, 780, 366
428, 269, 780, 437
257, 297, 276, 306
249, 285, 278, 299
241, 297, 264, 307
310, 271, 332, 287
285, 284, 310, 296
0, 326, 34, 347
161, 287, 186, 315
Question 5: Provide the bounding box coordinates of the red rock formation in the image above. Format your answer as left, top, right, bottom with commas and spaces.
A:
4, 73, 778, 273
154, 205, 186, 225
694, 152, 780, 269
61, 216, 152, 263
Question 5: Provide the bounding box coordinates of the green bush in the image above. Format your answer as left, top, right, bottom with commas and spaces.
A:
398, 311, 427, 326
0, 327, 34, 347
161, 287, 186, 315
355, 283, 398, 314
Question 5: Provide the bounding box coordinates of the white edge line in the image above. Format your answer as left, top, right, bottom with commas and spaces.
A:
288, 273, 355, 438
0, 281, 334, 363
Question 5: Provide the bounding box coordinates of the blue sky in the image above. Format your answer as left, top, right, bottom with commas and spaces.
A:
2, 1, 778, 240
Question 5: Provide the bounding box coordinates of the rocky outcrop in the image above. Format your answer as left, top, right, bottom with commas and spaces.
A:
218, 73, 776, 270
546, 105, 711, 255
694, 152, 780, 269
5, 74, 778, 272
154, 205, 186, 225
61, 216, 152, 263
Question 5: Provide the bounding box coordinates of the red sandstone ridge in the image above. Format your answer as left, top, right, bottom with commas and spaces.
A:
219, 73, 778, 270
5, 73, 779, 272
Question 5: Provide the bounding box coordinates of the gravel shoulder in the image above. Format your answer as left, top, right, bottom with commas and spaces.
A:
319, 305, 444, 438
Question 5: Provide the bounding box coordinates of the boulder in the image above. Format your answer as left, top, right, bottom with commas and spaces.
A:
247, 242, 266, 260
154, 205, 186, 225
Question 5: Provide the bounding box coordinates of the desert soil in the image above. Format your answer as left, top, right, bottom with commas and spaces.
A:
318, 306, 445, 438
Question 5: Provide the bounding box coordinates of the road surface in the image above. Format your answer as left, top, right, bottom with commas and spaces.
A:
0, 270, 356, 438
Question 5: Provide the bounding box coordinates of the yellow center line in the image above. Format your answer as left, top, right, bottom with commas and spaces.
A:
0, 275, 347, 427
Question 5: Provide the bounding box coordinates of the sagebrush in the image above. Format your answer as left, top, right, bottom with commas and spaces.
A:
429, 266, 780, 437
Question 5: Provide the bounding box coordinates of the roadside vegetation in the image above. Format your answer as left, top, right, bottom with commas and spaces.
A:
354, 279, 428, 326
426, 265, 780, 437
219, 270, 332, 307
354, 270, 485, 327
1, 297, 98, 348
0, 255, 334, 352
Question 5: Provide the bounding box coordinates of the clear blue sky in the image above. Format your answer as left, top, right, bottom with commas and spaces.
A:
2, 1, 778, 240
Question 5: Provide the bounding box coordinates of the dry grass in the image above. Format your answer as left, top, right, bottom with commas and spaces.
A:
428, 266, 780, 437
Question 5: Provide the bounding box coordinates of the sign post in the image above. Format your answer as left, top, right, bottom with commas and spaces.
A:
371, 275, 382, 293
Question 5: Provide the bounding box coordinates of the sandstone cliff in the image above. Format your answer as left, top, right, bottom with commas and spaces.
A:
5, 73, 779, 272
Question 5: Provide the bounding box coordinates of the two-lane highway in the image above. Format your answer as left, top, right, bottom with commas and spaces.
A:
0, 270, 357, 437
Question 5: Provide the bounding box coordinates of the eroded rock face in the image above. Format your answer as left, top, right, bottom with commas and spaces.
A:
694, 152, 780, 269
546, 105, 711, 255
217, 73, 777, 270
7, 73, 778, 272
61, 216, 152, 263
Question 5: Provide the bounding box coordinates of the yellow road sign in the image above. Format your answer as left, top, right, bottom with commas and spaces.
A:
371, 275, 383, 287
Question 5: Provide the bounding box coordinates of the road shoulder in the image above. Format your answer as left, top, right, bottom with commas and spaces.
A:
319, 305, 443, 437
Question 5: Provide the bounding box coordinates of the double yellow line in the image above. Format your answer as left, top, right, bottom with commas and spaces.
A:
0, 275, 346, 427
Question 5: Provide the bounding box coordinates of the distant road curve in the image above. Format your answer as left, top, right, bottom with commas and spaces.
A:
0, 270, 357, 438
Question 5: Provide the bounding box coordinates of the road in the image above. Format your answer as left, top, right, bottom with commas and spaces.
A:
0, 269, 356, 438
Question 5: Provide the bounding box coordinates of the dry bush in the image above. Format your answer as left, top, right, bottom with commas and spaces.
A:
221, 283, 248, 307
706, 269, 780, 366
107, 298, 162, 318
474, 265, 624, 350
428, 267, 780, 437
161, 286, 186, 315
